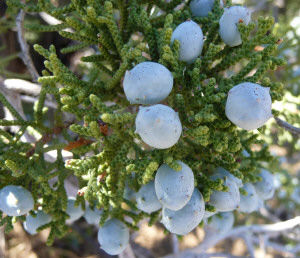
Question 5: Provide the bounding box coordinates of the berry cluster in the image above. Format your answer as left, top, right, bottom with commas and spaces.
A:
0, 0, 285, 255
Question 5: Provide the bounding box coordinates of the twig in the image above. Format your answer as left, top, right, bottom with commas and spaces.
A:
16, 9, 40, 82
20, 95, 57, 109
164, 216, 300, 257
242, 233, 255, 258
39, 12, 62, 25
274, 117, 300, 136
195, 254, 245, 258
3, 79, 41, 96
252, 238, 300, 255
172, 234, 179, 254
258, 234, 267, 258
259, 206, 281, 223
119, 244, 136, 258
164, 252, 246, 258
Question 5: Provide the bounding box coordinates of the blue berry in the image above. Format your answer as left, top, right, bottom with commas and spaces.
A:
219, 6, 251, 47
135, 105, 182, 149
97, 218, 129, 255
155, 161, 194, 211
171, 20, 204, 63
203, 210, 217, 219
238, 183, 259, 213
66, 197, 84, 223
209, 174, 240, 212
136, 181, 162, 214
215, 167, 243, 188
225, 82, 272, 130
84, 205, 103, 226
24, 210, 52, 235
253, 169, 275, 200
0, 185, 34, 216
161, 188, 205, 235
190, 0, 223, 17
123, 62, 173, 104
209, 212, 234, 234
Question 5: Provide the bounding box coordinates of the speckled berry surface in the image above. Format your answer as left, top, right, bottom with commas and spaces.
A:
123, 62, 173, 105
135, 104, 182, 149
97, 218, 129, 255
225, 82, 272, 130
155, 161, 194, 211
171, 20, 204, 63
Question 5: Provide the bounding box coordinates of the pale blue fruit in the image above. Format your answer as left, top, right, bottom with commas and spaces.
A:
209, 174, 240, 212
24, 210, 52, 235
124, 184, 136, 202
135, 105, 182, 149
225, 82, 272, 130
136, 181, 162, 214
238, 183, 259, 213
84, 206, 103, 226
155, 161, 194, 211
253, 169, 275, 200
190, 0, 224, 17
161, 188, 205, 235
255, 197, 264, 210
209, 212, 234, 234
203, 210, 217, 218
0, 185, 34, 216
171, 20, 204, 63
216, 167, 243, 188
66, 197, 84, 223
219, 6, 251, 47
123, 62, 173, 104
97, 218, 129, 255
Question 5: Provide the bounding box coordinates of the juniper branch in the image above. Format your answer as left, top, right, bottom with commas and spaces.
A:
274, 117, 300, 136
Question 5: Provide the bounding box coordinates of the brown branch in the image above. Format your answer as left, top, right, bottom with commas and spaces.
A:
274, 117, 300, 136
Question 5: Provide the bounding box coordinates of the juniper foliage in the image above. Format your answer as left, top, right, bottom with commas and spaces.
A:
0, 0, 287, 244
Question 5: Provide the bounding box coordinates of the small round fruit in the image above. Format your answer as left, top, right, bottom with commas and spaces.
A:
124, 184, 136, 202
66, 197, 84, 223
253, 169, 275, 200
98, 218, 129, 255
171, 20, 204, 63
155, 161, 194, 211
161, 188, 205, 235
219, 6, 251, 47
123, 62, 173, 105
209, 212, 234, 234
209, 174, 240, 212
256, 197, 265, 210
190, 0, 224, 17
135, 104, 182, 149
24, 210, 52, 235
225, 82, 272, 130
238, 183, 259, 213
0, 185, 34, 216
136, 181, 162, 214
216, 167, 243, 188
203, 210, 217, 219
84, 205, 103, 226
